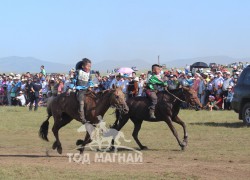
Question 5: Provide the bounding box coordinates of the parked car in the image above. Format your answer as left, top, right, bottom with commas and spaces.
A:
231, 65, 250, 125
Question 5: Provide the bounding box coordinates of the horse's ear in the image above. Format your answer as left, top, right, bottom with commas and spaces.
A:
112, 84, 117, 89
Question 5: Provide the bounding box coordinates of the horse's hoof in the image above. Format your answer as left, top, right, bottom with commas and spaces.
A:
77, 148, 84, 154
52, 142, 57, 150
182, 141, 188, 147
57, 146, 63, 154
109, 146, 115, 152
183, 139, 188, 144
140, 146, 148, 150
76, 139, 84, 146
180, 144, 186, 151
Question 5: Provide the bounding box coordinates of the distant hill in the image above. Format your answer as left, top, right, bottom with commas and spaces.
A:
0, 56, 152, 73
92, 59, 152, 72
0, 56, 250, 74
0, 56, 73, 73
163, 56, 250, 68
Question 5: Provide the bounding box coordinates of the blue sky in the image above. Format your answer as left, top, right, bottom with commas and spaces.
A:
0, 0, 250, 64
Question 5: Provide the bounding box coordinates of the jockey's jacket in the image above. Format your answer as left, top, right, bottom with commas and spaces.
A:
75, 69, 94, 90
147, 74, 168, 90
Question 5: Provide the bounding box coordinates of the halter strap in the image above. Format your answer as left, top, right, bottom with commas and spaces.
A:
165, 88, 198, 109
165, 89, 186, 103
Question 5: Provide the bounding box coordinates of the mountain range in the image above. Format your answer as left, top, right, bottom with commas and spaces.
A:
0, 56, 249, 74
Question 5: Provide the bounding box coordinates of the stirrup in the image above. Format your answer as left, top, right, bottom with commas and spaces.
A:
149, 112, 156, 119
150, 115, 156, 119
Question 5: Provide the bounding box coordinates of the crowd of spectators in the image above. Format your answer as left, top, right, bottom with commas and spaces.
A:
0, 62, 248, 111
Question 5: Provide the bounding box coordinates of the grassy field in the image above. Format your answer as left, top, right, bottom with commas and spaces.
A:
0, 106, 250, 180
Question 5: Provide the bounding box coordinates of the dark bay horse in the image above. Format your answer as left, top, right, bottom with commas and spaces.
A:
39, 88, 129, 154
112, 87, 202, 150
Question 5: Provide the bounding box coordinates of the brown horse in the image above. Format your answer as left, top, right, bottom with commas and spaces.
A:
39, 88, 129, 154
112, 87, 202, 150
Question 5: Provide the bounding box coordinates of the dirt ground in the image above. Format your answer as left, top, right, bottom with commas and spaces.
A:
1, 107, 250, 179
1, 138, 250, 180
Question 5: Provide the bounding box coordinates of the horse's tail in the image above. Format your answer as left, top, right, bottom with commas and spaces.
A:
39, 96, 54, 141
39, 115, 51, 141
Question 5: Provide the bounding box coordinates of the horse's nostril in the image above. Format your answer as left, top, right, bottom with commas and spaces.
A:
123, 108, 129, 113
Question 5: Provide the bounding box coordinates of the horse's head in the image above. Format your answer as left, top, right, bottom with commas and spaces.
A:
182, 86, 202, 111
109, 87, 129, 114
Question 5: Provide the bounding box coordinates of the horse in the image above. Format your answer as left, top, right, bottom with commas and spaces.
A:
39, 87, 129, 154
111, 87, 202, 150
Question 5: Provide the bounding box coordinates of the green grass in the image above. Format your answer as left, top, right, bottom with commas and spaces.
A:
0, 106, 250, 179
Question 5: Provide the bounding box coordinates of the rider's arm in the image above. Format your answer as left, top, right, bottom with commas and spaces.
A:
149, 75, 167, 86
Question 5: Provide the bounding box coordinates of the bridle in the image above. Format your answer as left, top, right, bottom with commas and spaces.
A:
165, 88, 199, 109
165, 88, 186, 103
109, 90, 127, 114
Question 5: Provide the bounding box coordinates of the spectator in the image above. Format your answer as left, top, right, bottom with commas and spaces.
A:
109, 74, 118, 89
40, 65, 46, 76
25, 78, 33, 105
224, 86, 234, 110
93, 71, 101, 86
117, 74, 129, 96
232, 66, 238, 75
99, 76, 109, 90
29, 76, 42, 111
93, 84, 101, 93
132, 72, 137, 79
168, 74, 180, 90
214, 93, 223, 110
49, 78, 58, 97
198, 74, 206, 106
10, 77, 21, 105
10, 82, 17, 105
213, 71, 224, 95
183, 73, 194, 87
41, 77, 48, 98
15, 91, 26, 106
127, 76, 138, 98
6, 76, 13, 105
204, 95, 217, 111
25, 72, 31, 79
138, 76, 146, 96
21, 78, 27, 91
57, 77, 64, 95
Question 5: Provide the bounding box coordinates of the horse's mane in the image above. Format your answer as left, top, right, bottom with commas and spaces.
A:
86, 89, 114, 100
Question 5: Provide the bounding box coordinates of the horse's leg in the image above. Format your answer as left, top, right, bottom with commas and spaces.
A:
76, 132, 92, 154
76, 124, 95, 154
52, 114, 72, 154
131, 119, 148, 150
164, 116, 186, 150
110, 115, 130, 149
172, 115, 188, 146
111, 109, 121, 128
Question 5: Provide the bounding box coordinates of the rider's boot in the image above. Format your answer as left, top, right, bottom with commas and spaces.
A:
79, 102, 87, 123
149, 109, 156, 119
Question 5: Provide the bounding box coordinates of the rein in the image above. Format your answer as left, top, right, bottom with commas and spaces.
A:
165, 88, 198, 109
165, 89, 186, 103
